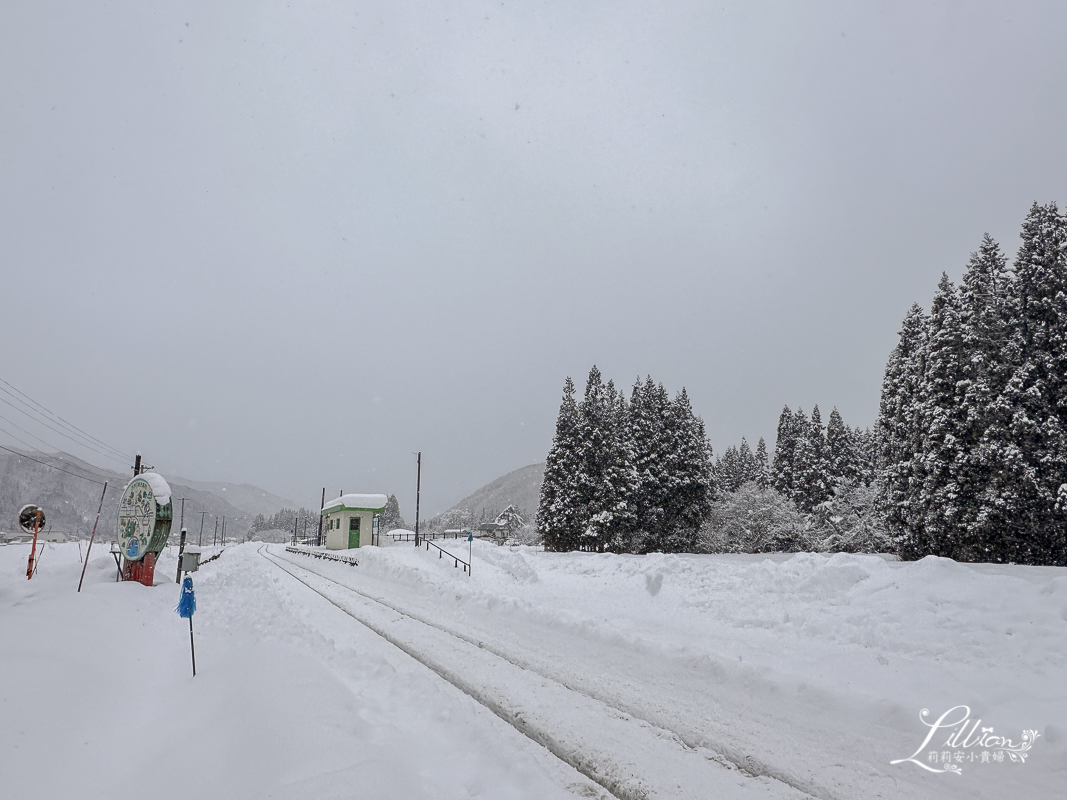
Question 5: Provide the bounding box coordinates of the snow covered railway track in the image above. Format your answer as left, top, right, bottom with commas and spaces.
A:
260, 545, 813, 800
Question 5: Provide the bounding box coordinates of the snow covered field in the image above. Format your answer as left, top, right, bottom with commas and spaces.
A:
1, 539, 1063, 799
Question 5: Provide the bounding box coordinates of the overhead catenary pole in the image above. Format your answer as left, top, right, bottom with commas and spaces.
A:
77, 482, 109, 592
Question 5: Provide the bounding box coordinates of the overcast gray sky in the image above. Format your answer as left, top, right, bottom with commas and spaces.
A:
1, 1, 1065, 517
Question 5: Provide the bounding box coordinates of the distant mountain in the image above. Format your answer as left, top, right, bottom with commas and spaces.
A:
161, 475, 294, 518
0, 449, 281, 541
436, 463, 545, 526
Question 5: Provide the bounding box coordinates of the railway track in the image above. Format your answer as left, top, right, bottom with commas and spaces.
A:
258, 544, 816, 800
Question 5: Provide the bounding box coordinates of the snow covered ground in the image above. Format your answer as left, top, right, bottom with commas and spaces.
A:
1, 539, 1063, 799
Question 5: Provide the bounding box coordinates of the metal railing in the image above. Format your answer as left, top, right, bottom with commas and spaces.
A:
285, 546, 359, 567
418, 537, 471, 574
390, 530, 472, 543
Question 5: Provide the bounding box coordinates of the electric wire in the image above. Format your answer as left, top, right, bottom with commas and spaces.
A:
0, 443, 108, 486
0, 393, 131, 468
0, 422, 120, 486
0, 378, 132, 461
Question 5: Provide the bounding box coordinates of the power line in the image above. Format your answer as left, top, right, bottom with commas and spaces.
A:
0, 443, 108, 486
0, 392, 131, 468
0, 426, 119, 486
0, 378, 132, 462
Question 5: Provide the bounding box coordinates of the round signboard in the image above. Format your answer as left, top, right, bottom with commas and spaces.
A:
18, 504, 45, 534
117, 473, 177, 561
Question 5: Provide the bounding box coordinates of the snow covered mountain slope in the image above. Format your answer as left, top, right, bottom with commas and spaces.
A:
439, 462, 545, 523
1, 540, 1063, 799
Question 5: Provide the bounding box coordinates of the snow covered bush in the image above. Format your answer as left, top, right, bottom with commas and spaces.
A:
696, 482, 814, 554
810, 479, 894, 554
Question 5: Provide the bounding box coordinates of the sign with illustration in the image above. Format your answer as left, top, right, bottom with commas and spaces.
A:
117, 474, 173, 561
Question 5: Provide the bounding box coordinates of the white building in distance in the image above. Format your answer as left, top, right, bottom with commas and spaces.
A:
321, 493, 388, 550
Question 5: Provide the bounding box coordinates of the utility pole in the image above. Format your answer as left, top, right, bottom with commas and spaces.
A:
317, 487, 325, 546
414, 451, 422, 547
221, 516, 226, 544
213, 517, 218, 547
133, 453, 141, 476
175, 526, 187, 584
198, 511, 206, 546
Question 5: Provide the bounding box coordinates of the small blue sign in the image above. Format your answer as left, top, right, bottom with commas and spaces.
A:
468, 533, 473, 542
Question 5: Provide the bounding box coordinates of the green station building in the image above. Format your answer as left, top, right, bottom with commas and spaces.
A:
321, 493, 388, 550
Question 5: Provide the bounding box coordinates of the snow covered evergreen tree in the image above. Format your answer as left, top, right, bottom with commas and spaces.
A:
826, 408, 856, 485
654, 388, 714, 551
754, 437, 770, 487
877, 303, 929, 557
982, 203, 1067, 564
379, 494, 406, 532
537, 376, 581, 551
791, 405, 832, 512
772, 406, 800, 496
915, 274, 969, 556
573, 369, 638, 552
877, 204, 1066, 565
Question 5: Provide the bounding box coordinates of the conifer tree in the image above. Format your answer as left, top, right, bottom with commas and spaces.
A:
772, 406, 799, 496
878, 303, 929, 556
754, 437, 770, 487
792, 405, 831, 511
656, 388, 713, 551
826, 408, 856, 485
984, 203, 1067, 564
572, 369, 637, 552
628, 377, 673, 547
537, 376, 581, 551
915, 274, 969, 556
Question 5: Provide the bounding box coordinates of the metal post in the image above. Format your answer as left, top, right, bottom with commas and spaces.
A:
414, 452, 422, 546
189, 617, 196, 677
26, 514, 42, 580
78, 482, 108, 592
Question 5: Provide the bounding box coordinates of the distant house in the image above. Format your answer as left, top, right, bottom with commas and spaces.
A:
321, 494, 388, 550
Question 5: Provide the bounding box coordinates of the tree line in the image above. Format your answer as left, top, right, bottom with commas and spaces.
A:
537, 202, 1065, 565
877, 202, 1065, 565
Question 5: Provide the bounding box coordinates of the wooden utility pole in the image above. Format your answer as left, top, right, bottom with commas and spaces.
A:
175, 526, 188, 583
317, 487, 325, 546
414, 452, 422, 546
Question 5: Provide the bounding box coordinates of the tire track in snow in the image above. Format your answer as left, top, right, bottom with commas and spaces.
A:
260, 546, 814, 800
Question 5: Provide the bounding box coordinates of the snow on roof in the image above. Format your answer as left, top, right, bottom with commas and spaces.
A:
139, 472, 172, 507
322, 493, 388, 513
